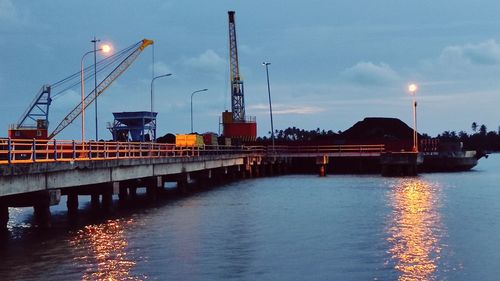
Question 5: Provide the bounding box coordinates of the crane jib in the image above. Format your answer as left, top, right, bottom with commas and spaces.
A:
48, 39, 153, 139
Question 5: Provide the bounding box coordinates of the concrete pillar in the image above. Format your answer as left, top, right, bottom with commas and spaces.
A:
118, 186, 128, 202
33, 193, 51, 228
129, 186, 137, 198
230, 168, 237, 181
267, 162, 274, 176
177, 174, 189, 195
91, 193, 100, 209
0, 204, 8, 230
240, 165, 247, 179
316, 156, 329, 177
276, 162, 283, 175
319, 165, 326, 177
259, 164, 266, 177
253, 163, 260, 177
66, 193, 79, 215
146, 185, 158, 201
102, 190, 113, 212
194, 170, 210, 189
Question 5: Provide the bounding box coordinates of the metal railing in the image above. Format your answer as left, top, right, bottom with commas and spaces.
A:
0, 138, 257, 165
0, 138, 385, 165
263, 144, 385, 155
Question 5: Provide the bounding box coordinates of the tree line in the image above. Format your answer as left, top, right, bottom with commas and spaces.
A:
257, 122, 500, 152
429, 122, 500, 152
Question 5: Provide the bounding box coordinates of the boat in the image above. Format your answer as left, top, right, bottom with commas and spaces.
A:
420, 140, 487, 172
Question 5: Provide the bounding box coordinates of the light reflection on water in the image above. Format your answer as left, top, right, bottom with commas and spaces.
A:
387, 178, 445, 281
69, 218, 144, 281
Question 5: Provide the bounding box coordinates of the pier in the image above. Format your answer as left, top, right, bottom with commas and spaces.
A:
0, 138, 393, 228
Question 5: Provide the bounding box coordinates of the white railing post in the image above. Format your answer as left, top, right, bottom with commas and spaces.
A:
7, 138, 12, 164
32, 138, 36, 163
53, 139, 57, 161
88, 141, 92, 160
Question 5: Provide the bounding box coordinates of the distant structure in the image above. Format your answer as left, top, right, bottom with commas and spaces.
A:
221, 11, 257, 142
108, 111, 157, 142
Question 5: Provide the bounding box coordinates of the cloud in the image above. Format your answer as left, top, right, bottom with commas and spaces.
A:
249, 104, 325, 115
341, 61, 400, 86
183, 49, 226, 73
0, 0, 17, 23
150, 61, 173, 76
438, 39, 500, 66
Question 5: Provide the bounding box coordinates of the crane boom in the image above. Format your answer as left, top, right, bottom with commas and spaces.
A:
228, 11, 245, 122
16, 85, 51, 129
49, 39, 153, 139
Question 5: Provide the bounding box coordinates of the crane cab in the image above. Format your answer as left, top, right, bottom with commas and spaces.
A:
8, 119, 48, 139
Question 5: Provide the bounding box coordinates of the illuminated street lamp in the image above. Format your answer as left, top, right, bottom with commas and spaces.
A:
408, 83, 418, 152
191, 89, 208, 133
91, 37, 112, 141
81, 43, 110, 143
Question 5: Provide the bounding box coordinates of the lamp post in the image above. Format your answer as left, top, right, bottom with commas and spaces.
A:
409, 83, 418, 152
150, 73, 172, 141
262, 62, 275, 152
190, 89, 208, 133
91, 37, 100, 141
150, 73, 172, 113
81, 44, 110, 143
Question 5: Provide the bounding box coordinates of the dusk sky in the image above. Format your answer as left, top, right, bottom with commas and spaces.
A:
1, 1, 500, 140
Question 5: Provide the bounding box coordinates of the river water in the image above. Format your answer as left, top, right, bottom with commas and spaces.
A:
0, 154, 499, 280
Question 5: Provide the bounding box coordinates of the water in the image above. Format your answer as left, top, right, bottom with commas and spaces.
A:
0, 154, 499, 280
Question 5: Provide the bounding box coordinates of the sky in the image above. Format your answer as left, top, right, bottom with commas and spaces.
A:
1, 0, 500, 140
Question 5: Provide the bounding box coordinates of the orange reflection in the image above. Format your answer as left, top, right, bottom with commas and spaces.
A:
387, 178, 443, 281
69, 218, 143, 281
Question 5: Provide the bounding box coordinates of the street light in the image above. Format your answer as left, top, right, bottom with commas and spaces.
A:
262, 62, 275, 152
150, 73, 172, 113
408, 83, 418, 152
91, 37, 111, 141
81, 43, 110, 143
190, 89, 208, 133
149, 73, 172, 141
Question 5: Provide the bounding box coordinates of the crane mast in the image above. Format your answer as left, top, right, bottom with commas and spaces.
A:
228, 11, 245, 122
221, 11, 256, 142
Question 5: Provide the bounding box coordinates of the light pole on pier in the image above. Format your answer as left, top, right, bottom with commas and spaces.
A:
191, 89, 208, 133
262, 62, 275, 153
150, 73, 172, 141
91, 37, 100, 140
81, 43, 110, 143
409, 83, 418, 152
150, 73, 172, 113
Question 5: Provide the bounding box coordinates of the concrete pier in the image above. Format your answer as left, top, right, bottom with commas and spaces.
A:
380, 152, 423, 176
316, 155, 329, 177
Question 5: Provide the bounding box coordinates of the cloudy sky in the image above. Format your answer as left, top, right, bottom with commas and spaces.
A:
1, 0, 500, 140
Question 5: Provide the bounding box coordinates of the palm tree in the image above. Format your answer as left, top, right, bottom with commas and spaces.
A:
471, 122, 478, 133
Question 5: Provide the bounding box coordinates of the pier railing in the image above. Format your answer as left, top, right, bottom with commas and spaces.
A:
0, 138, 384, 165
0, 138, 259, 164
262, 144, 385, 156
